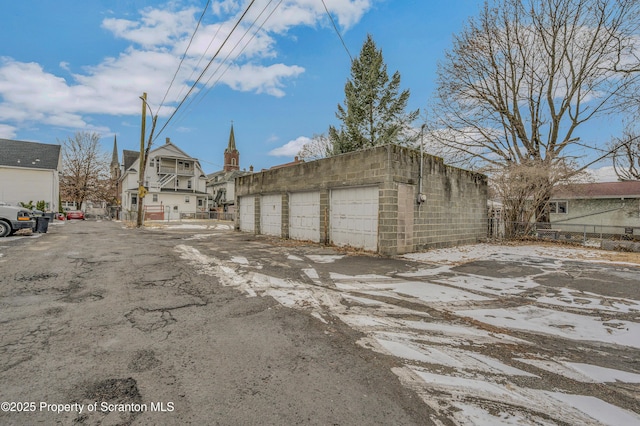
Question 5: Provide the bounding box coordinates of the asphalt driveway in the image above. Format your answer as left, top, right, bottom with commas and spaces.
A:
1, 219, 639, 425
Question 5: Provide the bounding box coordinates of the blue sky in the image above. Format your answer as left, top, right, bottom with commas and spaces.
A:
0, 0, 623, 179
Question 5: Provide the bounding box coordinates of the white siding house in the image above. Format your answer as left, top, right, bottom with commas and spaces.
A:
0, 139, 61, 211
119, 139, 208, 220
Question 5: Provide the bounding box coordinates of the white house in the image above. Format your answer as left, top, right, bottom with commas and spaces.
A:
0, 138, 61, 211
119, 138, 208, 220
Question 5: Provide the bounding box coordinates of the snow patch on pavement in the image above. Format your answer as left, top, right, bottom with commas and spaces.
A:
176, 242, 640, 425
456, 305, 640, 348
516, 358, 640, 383
306, 255, 344, 263
536, 288, 640, 313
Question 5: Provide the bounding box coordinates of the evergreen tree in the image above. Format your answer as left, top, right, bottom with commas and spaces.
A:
329, 34, 418, 154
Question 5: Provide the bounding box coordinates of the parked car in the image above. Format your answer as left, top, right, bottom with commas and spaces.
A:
55, 212, 65, 220
0, 204, 35, 237
66, 210, 85, 220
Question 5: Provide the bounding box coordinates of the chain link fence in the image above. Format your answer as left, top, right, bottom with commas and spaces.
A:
180, 211, 235, 221
120, 208, 235, 223
488, 218, 640, 247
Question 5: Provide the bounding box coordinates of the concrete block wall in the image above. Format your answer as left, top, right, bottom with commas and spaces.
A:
236, 146, 391, 243
319, 190, 329, 244
414, 155, 487, 251
280, 193, 289, 238
235, 144, 488, 255
236, 149, 389, 195
382, 145, 487, 254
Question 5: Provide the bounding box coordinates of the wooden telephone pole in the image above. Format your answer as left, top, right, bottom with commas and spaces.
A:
136, 93, 147, 227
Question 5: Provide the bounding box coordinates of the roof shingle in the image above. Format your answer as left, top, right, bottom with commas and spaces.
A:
0, 138, 61, 170
553, 181, 640, 199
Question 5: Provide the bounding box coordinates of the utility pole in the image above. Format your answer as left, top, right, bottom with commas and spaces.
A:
137, 92, 147, 227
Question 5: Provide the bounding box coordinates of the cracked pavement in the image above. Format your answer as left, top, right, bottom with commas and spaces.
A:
0, 220, 639, 425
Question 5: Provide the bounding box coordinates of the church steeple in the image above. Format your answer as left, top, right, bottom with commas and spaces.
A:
110, 135, 121, 180
223, 123, 239, 172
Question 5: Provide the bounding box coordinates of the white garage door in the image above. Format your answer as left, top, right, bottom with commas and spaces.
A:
330, 186, 379, 251
260, 194, 282, 237
239, 196, 255, 232
289, 191, 320, 242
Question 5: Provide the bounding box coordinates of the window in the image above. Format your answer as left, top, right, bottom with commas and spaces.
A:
173, 205, 178, 211
549, 201, 567, 214
152, 194, 158, 202
187, 179, 192, 189
131, 195, 137, 205
198, 199, 203, 207
185, 196, 190, 203
150, 159, 155, 167
185, 162, 190, 169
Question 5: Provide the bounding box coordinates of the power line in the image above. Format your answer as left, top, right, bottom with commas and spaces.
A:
173, 0, 283, 123
320, 0, 352, 62
158, 0, 211, 113
169, 2, 226, 111
154, 0, 351, 139
154, 0, 257, 141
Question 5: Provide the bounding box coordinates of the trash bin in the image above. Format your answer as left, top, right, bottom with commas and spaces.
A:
31, 209, 43, 232
35, 216, 50, 233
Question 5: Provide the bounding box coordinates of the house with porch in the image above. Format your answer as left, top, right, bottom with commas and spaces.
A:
118, 138, 208, 220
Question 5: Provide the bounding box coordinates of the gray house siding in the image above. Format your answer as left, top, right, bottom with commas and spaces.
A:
550, 198, 640, 235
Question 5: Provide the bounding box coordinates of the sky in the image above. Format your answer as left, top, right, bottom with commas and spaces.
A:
0, 0, 626, 180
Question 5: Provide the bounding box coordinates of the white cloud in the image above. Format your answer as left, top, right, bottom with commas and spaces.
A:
220, 63, 305, 97
211, 0, 240, 16
102, 7, 198, 48
269, 135, 311, 156
266, 134, 280, 143
0, 1, 372, 133
255, 0, 373, 33
0, 123, 17, 139
587, 165, 619, 183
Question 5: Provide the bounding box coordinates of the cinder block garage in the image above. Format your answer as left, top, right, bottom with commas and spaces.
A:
235, 144, 487, 255
289, 191, 321, 242
260, 194, 282, 237
330, 186, 379, 251
238, 195, 255, 232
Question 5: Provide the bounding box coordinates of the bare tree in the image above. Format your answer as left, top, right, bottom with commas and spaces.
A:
611, 128, 640, 180
430, 0, 640, 223
60, 132, 111, 210
492, 159, 587, 237
298, 134, 333, 161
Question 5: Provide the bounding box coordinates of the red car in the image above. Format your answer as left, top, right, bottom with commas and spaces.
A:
66, 210, 85, 220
